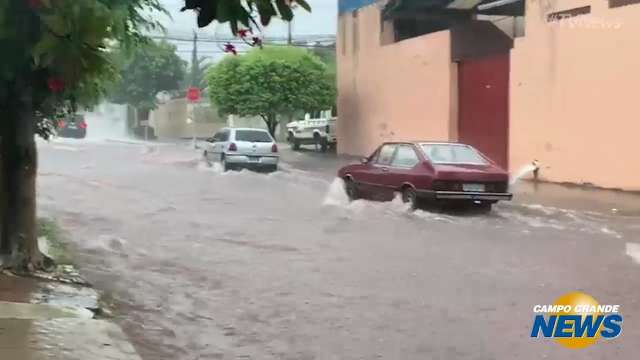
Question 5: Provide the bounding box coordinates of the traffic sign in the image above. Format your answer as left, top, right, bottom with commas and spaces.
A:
187, 87, 201, 102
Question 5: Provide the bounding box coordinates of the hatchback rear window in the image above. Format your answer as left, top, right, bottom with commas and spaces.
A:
234, 130, 273, 143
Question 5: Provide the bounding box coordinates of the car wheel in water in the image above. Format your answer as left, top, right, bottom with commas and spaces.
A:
320, 138, 328, 152
344, 178, 359, 201
402, 187, 418, 210
203, 151, 212, 167
313, 133, 322, 152
221, 154, 229, 172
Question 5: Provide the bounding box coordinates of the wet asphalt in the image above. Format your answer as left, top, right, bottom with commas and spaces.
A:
36, 138, 640, 360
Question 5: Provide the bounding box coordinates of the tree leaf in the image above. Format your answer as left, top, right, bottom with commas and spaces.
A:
256, 0, 277, 26
275, 0, 294, 21
41, 14, 70, 36
294, 0, 311, 12
216, 0, 231, 22
31, 33, 59, 67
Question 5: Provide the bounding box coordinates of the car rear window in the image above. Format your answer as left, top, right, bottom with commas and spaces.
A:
421, 144, 488, 165
234, 130, 272, 143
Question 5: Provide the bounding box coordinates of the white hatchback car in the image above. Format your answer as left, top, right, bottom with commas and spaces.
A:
203, 128, 279, 172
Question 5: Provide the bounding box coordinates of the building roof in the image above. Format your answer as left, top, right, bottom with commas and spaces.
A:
338, 0, 380, 14
337, 0, 524, 16
382, 0, 524, 18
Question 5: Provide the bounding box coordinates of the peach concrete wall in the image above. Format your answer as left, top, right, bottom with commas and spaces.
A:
337, 4, 454, 156
511, 0, 640, 190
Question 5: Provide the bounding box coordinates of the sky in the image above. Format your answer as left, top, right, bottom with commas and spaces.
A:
154, 0, 338, 61
158, 0, 338, 38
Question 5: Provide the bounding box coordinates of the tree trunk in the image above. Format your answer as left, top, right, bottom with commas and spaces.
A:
0, 143, 7, 256
264, 114, 278, 138
0, 83, 43, 270
278, 113, 293, 142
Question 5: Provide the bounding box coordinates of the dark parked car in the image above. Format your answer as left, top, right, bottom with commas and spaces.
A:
57, 114, 87, 139
337, 142, 512, 211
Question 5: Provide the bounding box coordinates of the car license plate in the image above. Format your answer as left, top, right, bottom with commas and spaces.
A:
463, 183, 485, 192
248, 156, 260, 163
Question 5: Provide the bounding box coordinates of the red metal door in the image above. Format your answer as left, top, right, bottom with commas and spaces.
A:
458, 53, 510, 169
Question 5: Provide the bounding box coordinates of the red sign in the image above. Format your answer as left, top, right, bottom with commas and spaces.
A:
187, 87, 201, 102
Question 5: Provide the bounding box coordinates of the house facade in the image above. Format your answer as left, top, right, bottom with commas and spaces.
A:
337, 0, 640, 190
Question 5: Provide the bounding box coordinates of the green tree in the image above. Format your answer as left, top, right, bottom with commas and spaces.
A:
0, 0, 305, 271
310, 44, 336, 82
207, 46, 335, 137
0, 0, 164, 270
110, 40, 186, 122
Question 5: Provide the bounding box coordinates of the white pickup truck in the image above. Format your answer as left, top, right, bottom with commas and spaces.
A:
286, 114, 337, 152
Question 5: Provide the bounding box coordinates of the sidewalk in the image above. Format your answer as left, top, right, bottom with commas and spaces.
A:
0, 274, 141, 360
512, 180, 640, 216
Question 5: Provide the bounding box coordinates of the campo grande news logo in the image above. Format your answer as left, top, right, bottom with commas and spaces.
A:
531, 291, 623, 349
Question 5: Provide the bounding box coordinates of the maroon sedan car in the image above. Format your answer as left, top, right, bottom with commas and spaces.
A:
338, 142, 512, 210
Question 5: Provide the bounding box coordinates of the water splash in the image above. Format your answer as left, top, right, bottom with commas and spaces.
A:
83, 103, 130, 141
85, 235, 128, 253
322, 180, 417, 216
626, 243, 640, 264
323, 178, 350, 207
510, 163, 537, 185
197, 160, 224, 174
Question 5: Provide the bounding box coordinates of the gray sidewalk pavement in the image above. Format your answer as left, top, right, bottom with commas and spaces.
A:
0, 317, 140, 360
0, 275, 141, 360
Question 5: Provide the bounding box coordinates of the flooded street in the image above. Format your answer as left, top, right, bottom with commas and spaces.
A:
37, 139, 640, 360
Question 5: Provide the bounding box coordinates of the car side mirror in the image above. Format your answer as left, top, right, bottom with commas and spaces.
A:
360, 158, 368, 164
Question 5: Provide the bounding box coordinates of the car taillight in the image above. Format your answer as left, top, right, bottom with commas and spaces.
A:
58, 120, 66, 128
79, 120, 87, 129
271, 143, 278, 153
228, 142, 237, 151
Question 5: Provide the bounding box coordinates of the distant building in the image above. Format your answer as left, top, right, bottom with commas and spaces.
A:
337, 0, 640, 190
149, 98, 267, 139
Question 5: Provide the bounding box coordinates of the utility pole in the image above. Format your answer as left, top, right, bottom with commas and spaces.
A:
190, 30, 199, 148
287, 0, 297, 45
190, 31, 200, 87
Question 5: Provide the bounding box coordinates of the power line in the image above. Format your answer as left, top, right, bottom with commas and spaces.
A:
145, 32, 336, 46
153, 36, 336, 49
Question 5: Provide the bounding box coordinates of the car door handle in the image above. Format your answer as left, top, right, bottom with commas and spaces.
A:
381, 167, 389, 172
